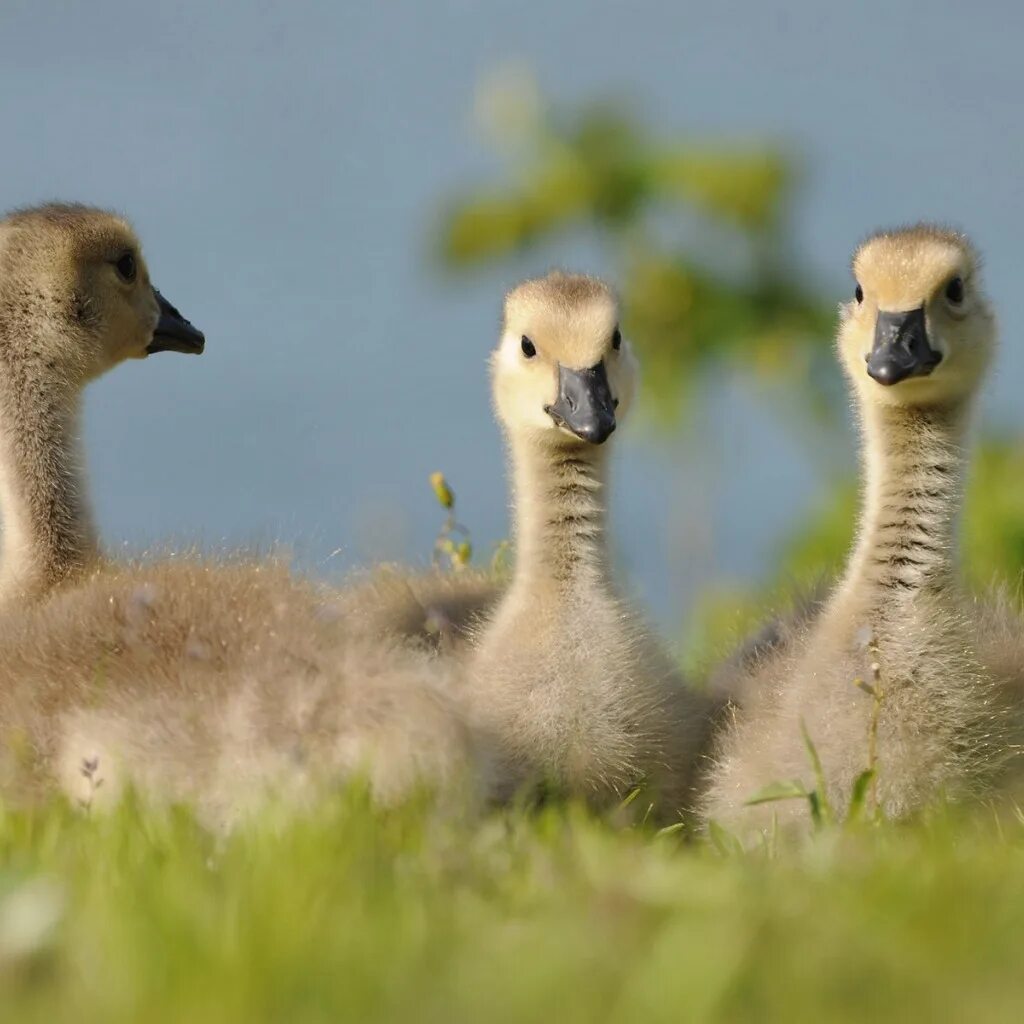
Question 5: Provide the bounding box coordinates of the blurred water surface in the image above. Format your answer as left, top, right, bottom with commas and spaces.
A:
1, 0, 1021, 632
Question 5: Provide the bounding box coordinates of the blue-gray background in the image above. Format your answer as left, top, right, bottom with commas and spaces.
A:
2, 1, 1021, 632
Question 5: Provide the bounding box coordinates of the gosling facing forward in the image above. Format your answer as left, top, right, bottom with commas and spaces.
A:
464, 272, 717, 816
704, 225, 1022, 837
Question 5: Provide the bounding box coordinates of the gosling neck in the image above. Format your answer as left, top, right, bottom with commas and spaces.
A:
0, 330, 98, 601
507, 431, 612, 593
839, 398, 971, 616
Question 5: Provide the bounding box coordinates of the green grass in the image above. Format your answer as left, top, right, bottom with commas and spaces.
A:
2, 793, 1024, 1023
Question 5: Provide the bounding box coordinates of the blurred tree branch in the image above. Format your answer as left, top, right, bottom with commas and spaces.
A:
435, 68, 833, 418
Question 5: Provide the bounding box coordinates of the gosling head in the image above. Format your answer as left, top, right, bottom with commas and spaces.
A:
0, 203, 204, 383
838, 224, 994, 410
491, 272, 636, 447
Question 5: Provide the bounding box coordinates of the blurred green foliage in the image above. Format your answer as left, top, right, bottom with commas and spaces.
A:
435, 71, 1024, 663
437, 67, 832, 418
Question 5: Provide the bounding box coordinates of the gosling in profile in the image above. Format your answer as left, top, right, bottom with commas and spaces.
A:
0, 203, 203, 603
0, 211, 483, 825
703, 225, 1021, 836
463, 272, 717, 815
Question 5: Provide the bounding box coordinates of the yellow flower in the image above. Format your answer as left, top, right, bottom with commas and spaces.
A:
429, 472, 454, 510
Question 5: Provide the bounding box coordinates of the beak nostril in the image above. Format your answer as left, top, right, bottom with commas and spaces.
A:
613, 398, 619, 409
548, 361, 617, 444
866, 306, 939, 387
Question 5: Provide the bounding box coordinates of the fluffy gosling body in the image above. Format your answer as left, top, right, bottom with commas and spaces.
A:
335, 565, 502, 650
0, 207, 482, 824
463, 272, 717, 815
703, 225, 1024, 837
0, 558, 485, 828
0, 203, 203, 603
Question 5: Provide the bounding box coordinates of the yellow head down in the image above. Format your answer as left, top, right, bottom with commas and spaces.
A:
837, 224, 995, 409
0, 203, 204, 382
491, 271, 637, 445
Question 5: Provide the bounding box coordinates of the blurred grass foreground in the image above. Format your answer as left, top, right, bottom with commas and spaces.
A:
5, 71, 1024, 1022
4, 796, 1024, 1022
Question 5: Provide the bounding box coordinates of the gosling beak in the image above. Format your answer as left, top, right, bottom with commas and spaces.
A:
866, 306, 940, 386
545, 361, 617, 444
147, 289, 205, 355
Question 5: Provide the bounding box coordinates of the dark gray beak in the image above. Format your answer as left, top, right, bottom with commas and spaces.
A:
148, 289, 205, 355
866, 306, 940, 386
545, 361, 617, 444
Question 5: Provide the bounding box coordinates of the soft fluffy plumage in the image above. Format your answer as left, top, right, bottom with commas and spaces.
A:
462, 272, 720, 817
0, 204, 484, 825
0, 557, 487, 828
335, 565, 502, 650
0, 203, 203, 602
703, 226, 1024, 839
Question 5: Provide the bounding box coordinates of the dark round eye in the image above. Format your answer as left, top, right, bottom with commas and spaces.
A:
945, 276, 964, 304
854, 284, 864, 304
114, 252, 137, 283
612, 327, 622, 350
521, 336, 536, 358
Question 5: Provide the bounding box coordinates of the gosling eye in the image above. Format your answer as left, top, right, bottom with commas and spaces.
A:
612, 327, 622, 351
945, 276, 964, 305
521, 336, 536, 358
854, 284, 864, 304
114, 252, 137, 283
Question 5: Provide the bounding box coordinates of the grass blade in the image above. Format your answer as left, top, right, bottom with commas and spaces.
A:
799, 719, 833, 826
744, 780, 808, 806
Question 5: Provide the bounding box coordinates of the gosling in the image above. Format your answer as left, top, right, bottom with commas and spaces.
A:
703, 225, 1024, 838
463, 272, 719, 817
0, 202, 203, 603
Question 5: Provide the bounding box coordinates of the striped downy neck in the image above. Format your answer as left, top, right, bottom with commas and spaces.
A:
506, 434, 611, 594
841, 401, 969, 616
